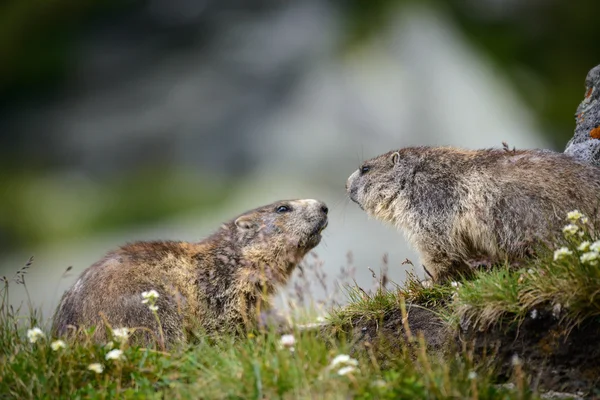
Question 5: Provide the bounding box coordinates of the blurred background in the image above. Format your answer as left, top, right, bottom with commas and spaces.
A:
1, 0, 599, 320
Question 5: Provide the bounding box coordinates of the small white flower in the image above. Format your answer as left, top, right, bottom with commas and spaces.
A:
553, 247, 573, 261
530, 309, 538, 320
330, 354, 359, 368
567, 210, 584, 222
316, 316, 326, 323
279, 334, 296, 349
26, 327, 45, 344
111, 327, 130, 342
580, 251, 599, 265
562, 224, 579, 236
141, 289, 159, 304
578, 241, 591, 252
581, 216, 590, 224
50, 340, 66, 351
421, 280, 433, 289
590, 241, 600, 252
148, 305, 159, 312
468, 371, 478, 380
372, 379, 386, 388
337, 366, 357, 376
552, 303, 562, 319
87, 363, 104, 373
511, 354, 522, 366
105, 349, 125, 361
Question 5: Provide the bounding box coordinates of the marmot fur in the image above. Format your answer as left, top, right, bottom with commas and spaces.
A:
346, 146, 600, 281
52, 199, 328, 344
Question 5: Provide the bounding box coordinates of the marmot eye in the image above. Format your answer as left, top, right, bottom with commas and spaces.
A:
360, 165, 370, 174
276, 205, 291, 213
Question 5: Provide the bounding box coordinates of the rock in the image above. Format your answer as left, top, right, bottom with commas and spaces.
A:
564, 65, 600, 166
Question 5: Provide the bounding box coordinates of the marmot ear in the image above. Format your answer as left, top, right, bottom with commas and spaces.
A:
235, 215, 257, 231
390, 152, 400, 165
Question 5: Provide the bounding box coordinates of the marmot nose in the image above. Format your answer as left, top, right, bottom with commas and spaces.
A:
320, 204, 328, 215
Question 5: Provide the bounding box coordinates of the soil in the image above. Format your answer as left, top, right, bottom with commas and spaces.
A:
338, 303, 600, 397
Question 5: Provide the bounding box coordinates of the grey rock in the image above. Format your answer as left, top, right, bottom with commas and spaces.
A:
564, 65, 600, 165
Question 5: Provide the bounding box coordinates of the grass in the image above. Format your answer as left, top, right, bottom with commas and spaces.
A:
0, 264, 539, 399
0, 311, 533, 399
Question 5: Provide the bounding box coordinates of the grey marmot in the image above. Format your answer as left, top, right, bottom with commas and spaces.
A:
346, 146, 600, 282
52, 199, 328, 345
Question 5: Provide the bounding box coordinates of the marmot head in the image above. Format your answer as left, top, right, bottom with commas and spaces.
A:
212, 199, 329, 284
346, 148, 424, 226
232, 199, 328, 251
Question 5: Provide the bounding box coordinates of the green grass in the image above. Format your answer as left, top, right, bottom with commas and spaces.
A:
0, 274, 537, 399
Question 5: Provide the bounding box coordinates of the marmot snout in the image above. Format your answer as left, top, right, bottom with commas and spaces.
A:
347, 146, 600, 282
52, 199, 328, 344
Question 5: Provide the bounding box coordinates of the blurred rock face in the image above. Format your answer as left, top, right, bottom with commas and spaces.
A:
6, 1, 545, 178
1, 1, 547, 317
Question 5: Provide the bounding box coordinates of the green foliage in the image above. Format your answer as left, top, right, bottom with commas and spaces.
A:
327, 285, 402, 328
400, 272, 456, 309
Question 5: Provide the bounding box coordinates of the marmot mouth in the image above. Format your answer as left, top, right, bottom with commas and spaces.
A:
348, 195, 364, 210
318, 219, 328, 234
301, 218, 328, 249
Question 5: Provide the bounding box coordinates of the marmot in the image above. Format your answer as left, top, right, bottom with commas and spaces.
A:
346, 146, 600, 282
52, 199, 328, 344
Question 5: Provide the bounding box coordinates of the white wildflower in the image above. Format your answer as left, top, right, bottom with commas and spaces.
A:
111, 327, 130, 342
578, 241, 591, 252
567, 210, 584, 222
562, 224, 579, 236
279, 334, 296, 350
141, 290, 159, 304
468, 371, 478, 380
50, 340, 66, 351
421, 280, 433, 289
105, 349, 125, 361
148, 305, 159, 312
552, 303, 562, 319
553, 247, 572, 261
372, 379, 386, 388
331, 354, 359, 368
26, 327, 45, 344
337, 366, 357, 376
450, 281, 460, 288
530, 309, 538, 320
580, 251, 599, 265
511, 354, 522, 366
590, 241, 600, 252
87, 363, 104, 373
581, 216, 590, 224
316, 316, 326, 323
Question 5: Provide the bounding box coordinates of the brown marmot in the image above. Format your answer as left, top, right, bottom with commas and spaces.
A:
52, 199, 328, 345
346, 146, 600, 282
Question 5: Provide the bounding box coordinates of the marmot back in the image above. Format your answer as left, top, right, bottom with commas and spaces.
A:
52, 199, 328, 345
346, 146, 600, 281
